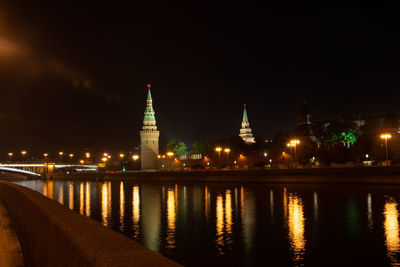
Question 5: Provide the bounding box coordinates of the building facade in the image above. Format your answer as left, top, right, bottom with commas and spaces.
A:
140, 84, 160, 170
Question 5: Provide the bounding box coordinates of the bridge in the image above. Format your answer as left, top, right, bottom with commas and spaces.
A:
0, 163, 99, 178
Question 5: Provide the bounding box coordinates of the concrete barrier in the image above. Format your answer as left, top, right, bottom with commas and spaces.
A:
0, 181, 180, 267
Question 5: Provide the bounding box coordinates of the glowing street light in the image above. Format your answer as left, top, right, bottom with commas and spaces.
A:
380, 133, 392, 164
80, 159, 84, 164
288, 139, 300, 168
69, 154, 74, 162
224, 148, 231, 167
8, 152, 13, 161
132, 154, 139, 170
21, 151, 27, 162
101, 157, 108, 165
119, 153, 125, 159
167, 152, 174, 170
85, 152, 90, 159
59, 151, 64, 162
215, 147, 222, 168
43, 153, 48, 162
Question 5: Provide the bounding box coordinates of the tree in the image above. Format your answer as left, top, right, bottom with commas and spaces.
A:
167, 140, 188, 156
192, 140, 212, 155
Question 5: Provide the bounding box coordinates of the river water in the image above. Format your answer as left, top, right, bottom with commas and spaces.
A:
14, 180, 400, 266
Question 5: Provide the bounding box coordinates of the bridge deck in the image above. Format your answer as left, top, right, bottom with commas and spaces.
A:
0, 198, 24, 267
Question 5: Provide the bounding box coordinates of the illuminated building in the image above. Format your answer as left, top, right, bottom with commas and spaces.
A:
140, 84, 160, 170
239, 104, 255, 144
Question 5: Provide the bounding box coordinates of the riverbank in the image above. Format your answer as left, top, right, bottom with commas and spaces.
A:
43, 167, 400, 184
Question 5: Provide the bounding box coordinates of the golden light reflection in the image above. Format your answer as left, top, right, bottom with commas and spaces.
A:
69, 183, 74, 210
383, 198, 400, 266
313, 191, 318, 220
270, 189, 274, 217
79, 183, 84, 215
166, 188, 176, 249
283, 188, 288, 219
225, 190, 232, 235
58, 185, 64, 205
288, 194, 306, 265
120, 182, 125, 231
85, 182, 90, 217
132, 185, 140, 238
101, 182, 110, 226
216, 194, 224, 254
48, 181, 54, 200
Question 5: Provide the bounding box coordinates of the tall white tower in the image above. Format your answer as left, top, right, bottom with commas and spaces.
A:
239, 104, 255, 144
140, 84, 160, 170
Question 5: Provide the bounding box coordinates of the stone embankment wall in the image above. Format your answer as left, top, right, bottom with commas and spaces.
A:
0, 181, 180, 267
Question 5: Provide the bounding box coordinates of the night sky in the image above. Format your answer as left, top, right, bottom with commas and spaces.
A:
1, 1, 400, 156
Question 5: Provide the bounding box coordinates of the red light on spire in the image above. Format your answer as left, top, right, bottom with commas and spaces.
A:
244, 104, 246, 107
147, 83, 151, 88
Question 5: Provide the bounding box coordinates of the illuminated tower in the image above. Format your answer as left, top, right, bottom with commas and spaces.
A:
239, 104, 255, 144
140, 84, 160, 170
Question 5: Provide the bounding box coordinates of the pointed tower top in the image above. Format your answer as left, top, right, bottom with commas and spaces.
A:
147, 84, 152, 101
143, 84, 156, 126
242, 104, 249, 128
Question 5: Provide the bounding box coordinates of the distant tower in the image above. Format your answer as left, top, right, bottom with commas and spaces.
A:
239, 104, 255, 144
140, 84, 160, 170
297, 99, 316, 142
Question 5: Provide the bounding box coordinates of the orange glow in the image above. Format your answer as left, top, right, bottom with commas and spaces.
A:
287, 194, 306, 265
166, 188, 176, 249
381, 134, 392, 139
384, 198, 400, 265
215, 147, 222, 152
132, 185, 140, 238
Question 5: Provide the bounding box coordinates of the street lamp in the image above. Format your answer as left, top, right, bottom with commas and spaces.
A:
380, 133, 392, 165
59, 152, 64, 161
21, 151, 27, 162
167, 152, 174, 170
132, 155, 139, 170
43, 153, 48, 162
288, 139, 300, 168
80, 159, 84, 164
85, 152, 90, 160
224, 148, 231, 167
8, 152, 13, 162
69, 153, 74, 162
215, 147, 222, 169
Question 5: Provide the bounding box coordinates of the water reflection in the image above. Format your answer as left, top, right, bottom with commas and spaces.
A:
132, 185, 140, 238
225, 190, 232, 236
85, 182, 91, 217
69, 183, 73, 210
384, 198, 400, 266
166, 188, 176, 249
101, 182, 111, 226
216, 194, 224, 254
120, 182, 125, 231
58, 185, 63, 205
367, 193, 373, 231
287, 194, 306, 266
79, 182, 84, 215
313, 191, 318, 220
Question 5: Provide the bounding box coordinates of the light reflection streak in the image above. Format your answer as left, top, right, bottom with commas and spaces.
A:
69, 183, 74, 210
120, 182, 125, 231
383, 198, 400, 266
270, 189, 274, 217
132, 185, 140, 238
225, 190, 232, 236
367, 193, 372, 231
216, 194, 224, 255
48, 181, 54, 200
283, 188, 287, 219
79, 183, 84, 215
57, 185, 63, 204
313, 191, 318, 220
166, 188, 176, 248
101, 182, 109, 226
288, 194, 306, 266
205, 185, 209, 221
85, 182, 90, 217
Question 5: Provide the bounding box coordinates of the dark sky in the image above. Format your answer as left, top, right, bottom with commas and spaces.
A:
1, 1, 400, 156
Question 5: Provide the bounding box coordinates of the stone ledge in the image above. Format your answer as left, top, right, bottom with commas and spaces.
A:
0, 180, 181, 267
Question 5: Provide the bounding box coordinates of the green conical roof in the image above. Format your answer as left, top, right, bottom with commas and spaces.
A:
143, 85, 156, 123
242, 104, 250, 128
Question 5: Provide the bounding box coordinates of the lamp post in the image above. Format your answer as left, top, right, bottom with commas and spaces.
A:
69, 153, 74, 163
380, 133, 392, 166
101, 157, 108, 167
289, 139, 300, 168
365, 154, 369, 167
215, 147, 222, 169
21, 151, 27, 163
224, 148, 231, 167
132, 155, 139, 170
120, 153, 125, 171
85, 152, 90, 161
43, 153, 48, 162
167, 152, 174, 170
59, 152, 64, 162
8, 152, 13, 162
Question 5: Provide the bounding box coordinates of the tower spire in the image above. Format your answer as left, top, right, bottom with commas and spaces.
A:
239, 104, 255, 144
